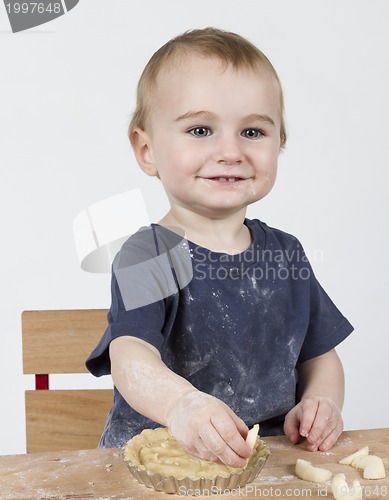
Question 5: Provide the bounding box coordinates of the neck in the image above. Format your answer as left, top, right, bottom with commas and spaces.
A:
158, 207, 251, 254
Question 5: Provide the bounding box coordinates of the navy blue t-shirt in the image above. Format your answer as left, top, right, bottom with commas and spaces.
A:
86, 219, 353, 448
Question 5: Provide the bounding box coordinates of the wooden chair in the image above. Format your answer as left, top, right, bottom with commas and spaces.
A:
22, 309, 113, 453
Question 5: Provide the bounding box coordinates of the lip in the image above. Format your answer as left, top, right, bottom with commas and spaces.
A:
201, 176, 248, 184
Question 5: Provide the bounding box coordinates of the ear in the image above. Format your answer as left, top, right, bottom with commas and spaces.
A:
131, 128, 159, 177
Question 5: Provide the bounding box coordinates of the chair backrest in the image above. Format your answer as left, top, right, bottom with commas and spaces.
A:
22, 309, 113, 453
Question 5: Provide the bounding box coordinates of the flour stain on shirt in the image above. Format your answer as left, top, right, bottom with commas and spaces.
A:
184, 350, 218, 378
261, 287, 272, 297
243, 396, 255, 405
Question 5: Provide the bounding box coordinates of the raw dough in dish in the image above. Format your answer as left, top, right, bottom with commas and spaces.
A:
124, 427, 269, 481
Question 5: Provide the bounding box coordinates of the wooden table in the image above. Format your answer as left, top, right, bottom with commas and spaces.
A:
0, 429, 388, 499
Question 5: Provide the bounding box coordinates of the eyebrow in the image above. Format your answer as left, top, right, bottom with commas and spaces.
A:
174, 110, 215, 122
174, 110, 275, 126
245, 113, 275, 126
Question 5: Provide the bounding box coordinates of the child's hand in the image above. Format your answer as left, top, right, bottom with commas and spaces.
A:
284, 395, 343, 452
166, 390, 252, 467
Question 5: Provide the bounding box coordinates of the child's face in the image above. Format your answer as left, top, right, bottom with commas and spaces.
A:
135, 56, 281, 218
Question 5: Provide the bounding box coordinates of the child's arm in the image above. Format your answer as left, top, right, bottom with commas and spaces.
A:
283, 348, 345, 452
109, 336, 252, 467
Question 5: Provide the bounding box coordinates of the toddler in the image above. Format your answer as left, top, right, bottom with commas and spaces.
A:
87, 27, 353, 468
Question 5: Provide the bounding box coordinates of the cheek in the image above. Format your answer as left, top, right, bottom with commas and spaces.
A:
253, 147, 279, 174
164, 143, 206, 174
155, 137, 183, 162
266, 159, 278, 189
268, 156, 278, 180
267, 168, 278, 190
251, 149, 279, 194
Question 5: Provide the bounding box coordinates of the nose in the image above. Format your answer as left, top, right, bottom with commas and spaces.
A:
214, 134, 243, 165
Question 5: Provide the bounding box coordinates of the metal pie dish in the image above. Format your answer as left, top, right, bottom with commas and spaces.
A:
123, 427, 270, 495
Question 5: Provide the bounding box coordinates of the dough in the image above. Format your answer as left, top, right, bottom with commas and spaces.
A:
295, 458, 332, 483
339, 446, 386, 479
351, 455, 386, 480
124, 427, 269, 481
331, 473, 363, 500
339, 446, 369, 465
246, 424, 259, 449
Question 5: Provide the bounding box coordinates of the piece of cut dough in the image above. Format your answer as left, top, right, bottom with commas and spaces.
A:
295, 458, 332, 483
339, 446, 369, 465
331, 473, 363, 500
351, 455, 386, 480
246, 424, 259, 449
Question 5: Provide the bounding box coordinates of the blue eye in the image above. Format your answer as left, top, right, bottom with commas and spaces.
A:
189, 127, 211, 137
242, 128, 263, 139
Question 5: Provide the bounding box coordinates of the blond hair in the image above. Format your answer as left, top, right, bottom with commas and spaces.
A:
128, 27, 287, 149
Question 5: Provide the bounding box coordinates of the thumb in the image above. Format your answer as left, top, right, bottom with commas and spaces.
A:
284, 408, 301, 445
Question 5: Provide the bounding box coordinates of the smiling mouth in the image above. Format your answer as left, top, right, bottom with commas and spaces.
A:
206, 176, 245, 183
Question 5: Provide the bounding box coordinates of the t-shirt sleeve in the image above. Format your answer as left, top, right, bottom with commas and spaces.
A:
298, 263, 354, 363
85, 271, 167, 377
85, 225, 186, 377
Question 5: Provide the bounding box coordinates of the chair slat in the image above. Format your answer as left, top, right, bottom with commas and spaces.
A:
22, 309, 108, 374
25, 389, 113, 452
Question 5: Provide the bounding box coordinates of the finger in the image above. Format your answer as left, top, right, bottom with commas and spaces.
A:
318, 417, 343, 451
229, 410, 250, 438
219, 400, 249, 438
283, 409, 302, 445
211, 413, 252, 460
306, 400, 337, 451
298, 398, 319, 440
200, 421, 248, 468
193, 437, 220, 462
